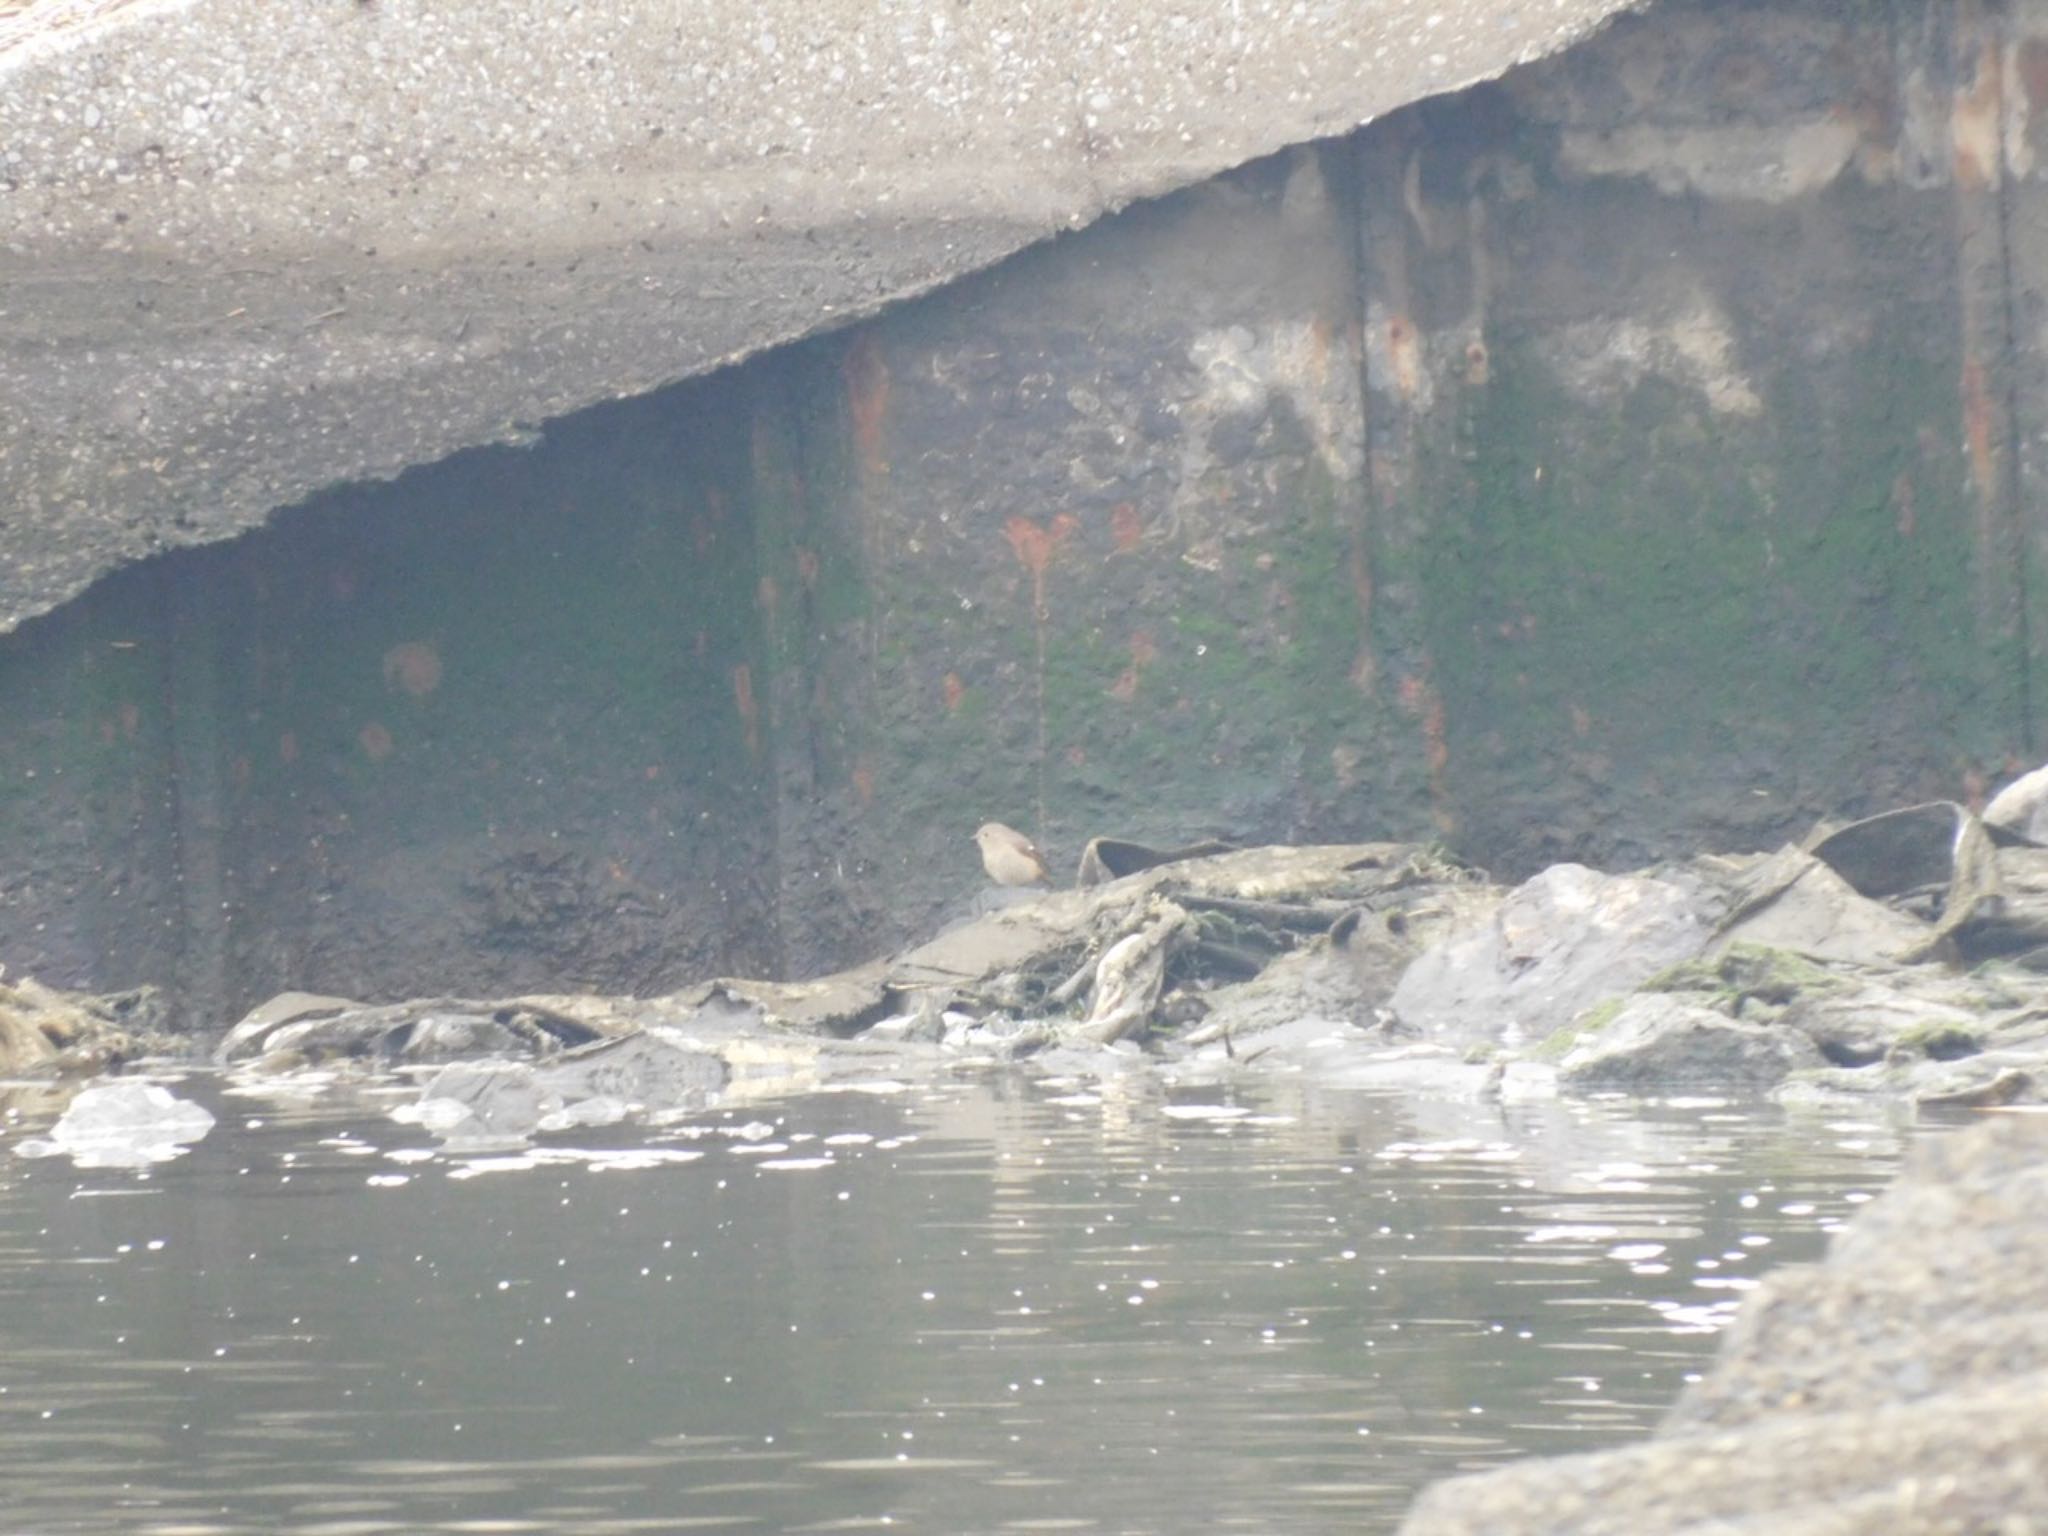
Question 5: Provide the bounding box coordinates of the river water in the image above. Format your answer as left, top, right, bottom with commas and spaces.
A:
0, 1070, 1913, 1535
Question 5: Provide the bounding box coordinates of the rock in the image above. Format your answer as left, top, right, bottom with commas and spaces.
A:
1808, 801, 1990, 898
1670, 1115, 2048, 1431
1711, 846, 1933, 965
14, 1080, 215, 1168
1984, 762, 2048, 842
396, 1061, 556, 1150
0, 1006, 53, 1075
396, 1031, 731, 1148
1952, 845, 2048, 962
218, 995, 611, 1067
536, 1028, 729, 1109
1553, 994, 1823, 1094
1912, 1064, 2037, 1110
1333, 882, 1504, 1011
175, 826, 2048, 1119
1398, 1116, 2048, 1535
664, 970, 892, 1036
0, 976, 164, 1076
214, 991, 363, 1062
1805, 801, 2048, 962
1781, 975, 1984, 1068
861, 989, 950, 1042
1183, 940, 1381, 1046
206, 843, 1476, 1081
1644, 941, 1845, 1012
1390, 864, 1711, 1048
892, 840, 1453, 1034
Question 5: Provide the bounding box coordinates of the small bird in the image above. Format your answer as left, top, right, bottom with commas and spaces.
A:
974, 821, 1051, 887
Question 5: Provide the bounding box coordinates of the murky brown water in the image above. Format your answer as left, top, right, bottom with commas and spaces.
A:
0, 1071, 1913, 1534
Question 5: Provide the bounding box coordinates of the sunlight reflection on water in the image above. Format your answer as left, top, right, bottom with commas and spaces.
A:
0, 1072, 1915, 1534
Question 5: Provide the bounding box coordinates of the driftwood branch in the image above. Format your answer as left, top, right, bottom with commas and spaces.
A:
1174, 892, 1349, 930
1071, 900, 1192, 1045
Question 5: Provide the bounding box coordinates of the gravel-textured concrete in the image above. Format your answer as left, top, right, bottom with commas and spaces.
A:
1399, 1114, 2048, 1535
0, 0, 1635, 633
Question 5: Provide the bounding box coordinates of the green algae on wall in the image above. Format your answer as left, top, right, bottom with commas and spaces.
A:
1411, 201, 2019, 872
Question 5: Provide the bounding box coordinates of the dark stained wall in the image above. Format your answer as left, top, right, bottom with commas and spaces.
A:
0, 0, 2040, 1023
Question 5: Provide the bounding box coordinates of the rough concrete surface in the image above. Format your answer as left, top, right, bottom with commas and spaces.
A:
0, 0, 1635, 633
6, 0, 2044, 1026
1399, 1113, 2048, 1536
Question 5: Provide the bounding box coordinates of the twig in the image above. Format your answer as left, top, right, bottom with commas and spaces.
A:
1176, 892, 1349, 930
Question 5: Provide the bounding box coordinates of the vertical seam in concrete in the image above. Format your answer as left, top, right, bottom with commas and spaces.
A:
156, 561, 228, 1024
152, 567, 185, 987
759, 378, 790, 983
1033, 603, 1049, 847
1349, 133, 1380, 682
1992, 0, 2037, 751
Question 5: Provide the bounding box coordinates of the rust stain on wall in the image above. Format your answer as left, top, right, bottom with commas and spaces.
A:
1331, 741, 1364, 791
1952, 35, 2005, 188
1398, 671, 1453, 833
1962, 356, 1998, 503
1109, 501, 1143, 552
1002, 510, 1079, 835
1348, 531, 1376, 694
1106, 629, 1157, 702
1002, 512, 1079, 615
1308, 313, 1333, 384
842, 334, 892, 478
731, 663, 761, 758
381, 640, 442, 697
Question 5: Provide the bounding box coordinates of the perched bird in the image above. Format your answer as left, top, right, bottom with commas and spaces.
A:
974, 821, 1051, 887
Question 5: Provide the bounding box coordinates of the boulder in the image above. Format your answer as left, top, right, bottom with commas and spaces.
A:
212, 991, 362, 1061
13, 1079, 215, 1168
1554, 994, 1823, 1094
1984, 762, 2048, 842
1779, 975, 1985, 1068
218, 994, 611, 1067
397, 1030, 731, 1147
0, 975, 165, 1076
1390, 864, 1711, 1048
1951, 845, 2048, 962
1183, 940, 1383, 1044
1711, 846, 1933, 965
536, 1028, 731, 1108
1398, 1116, 2048, 1535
